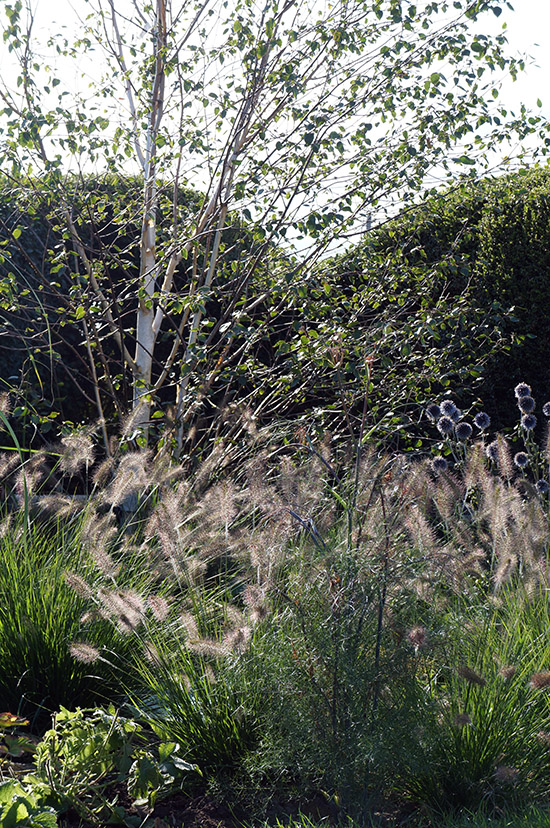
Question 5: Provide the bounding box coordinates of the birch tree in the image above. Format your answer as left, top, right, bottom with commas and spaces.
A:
0, 0, 544, 455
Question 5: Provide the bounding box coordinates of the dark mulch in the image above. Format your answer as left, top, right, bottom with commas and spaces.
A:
150, 792, 241, 828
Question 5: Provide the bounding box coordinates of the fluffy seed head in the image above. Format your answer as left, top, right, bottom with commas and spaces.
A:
513, 452, 529, 469
70, 642, 100, 664
440, 399, 458, 418
515, 382, 531, 398
407, 626, 428, 650
437, 416, 454, 436
499, 665, 516, 681
530, 672, 550, 690
426, 403, 441, 422
494, 766, 519, 785
521, 414, 537, 431
59, 433, 95, 475
431, 456, 448, 473
474, 411, 491, 431
454, 713, 472, 727
64, 571, 94, 600
455, 421, 472, 441
458, 665, 486, 686
147, 594, 170, 621
517, 395, 536, 414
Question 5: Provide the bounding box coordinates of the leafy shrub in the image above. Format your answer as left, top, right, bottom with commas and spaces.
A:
30, 706, 198, 824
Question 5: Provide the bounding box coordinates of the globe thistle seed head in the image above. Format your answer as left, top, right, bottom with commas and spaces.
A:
440, 399, 458, 417
450, 407, 462, 423
486, 441, 499, 462
514, 382, 531, 399
517, 395, 536, 414
513, 452, 529, 469
543, 402, 550, 418
521, 413, 537, 431
474, 411, 490, 431
455, 421, 472, 441
437, 416, 454, 436
426, 403, 441, 422
536, 479, 549, 495
431, 456, 448, 473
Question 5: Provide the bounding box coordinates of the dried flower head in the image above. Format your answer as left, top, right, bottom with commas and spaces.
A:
431, 456, 448, 473
70, 642, 100, 664
440, 399, 458, 418
147, 594, 170, 622
407, 626, 428, 650
517, 395, 536, 414
499, 665, 516, 681
426, 403, 441, 422
457, 665, 486, 686
521, 414, 537, 431
494, 765, 519, 785
437, 416, 454, 436
486, 441, 499, 462
455, 421, 472, 441
536, 479, 549, 495
0, 392, 11, 418
59, 433, 95, 475
64, 571, 94, 600
530, 672, 550, 690
515, 383, 531, 399
474, 411, 491, 431
513, 452, 529, 469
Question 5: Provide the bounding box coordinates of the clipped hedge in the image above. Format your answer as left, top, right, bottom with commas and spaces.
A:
1, 167, 550, 450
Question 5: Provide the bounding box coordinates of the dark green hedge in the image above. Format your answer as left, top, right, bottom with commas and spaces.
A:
1, 167, 550, 451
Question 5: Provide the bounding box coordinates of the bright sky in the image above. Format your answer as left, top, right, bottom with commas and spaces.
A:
488, 0, 550, 118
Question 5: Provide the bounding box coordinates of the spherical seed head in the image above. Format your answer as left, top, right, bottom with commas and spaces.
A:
437, 415, 454, 436
517, 395, 536, 414
515, 382, 531, 398
426, 403, 441, 422
521, 413, 537, 431
536, 479, 550, 495
543, 402, 550, 418
455, 421, 472, 441
440, 399, 458, 417
474, 411, 491, 431
486, 441, 499, 461
513, 451, 529, 469
431, 456, 448, 473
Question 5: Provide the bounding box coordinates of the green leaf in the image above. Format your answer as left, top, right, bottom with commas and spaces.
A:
454, 155, 476, 165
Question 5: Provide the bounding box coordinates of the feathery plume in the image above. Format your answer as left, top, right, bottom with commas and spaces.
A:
70, 642, 100, 664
